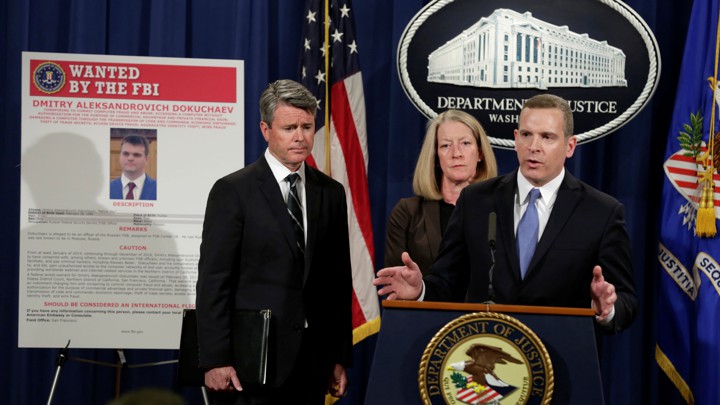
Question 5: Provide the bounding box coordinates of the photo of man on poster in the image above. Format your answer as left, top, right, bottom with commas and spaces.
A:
109, 132, 157, 200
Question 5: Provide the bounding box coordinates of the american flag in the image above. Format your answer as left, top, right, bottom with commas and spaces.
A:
300, 0, 380, 343
457, 376, 504, 404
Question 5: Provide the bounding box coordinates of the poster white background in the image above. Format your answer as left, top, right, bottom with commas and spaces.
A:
19, 52, 244, 349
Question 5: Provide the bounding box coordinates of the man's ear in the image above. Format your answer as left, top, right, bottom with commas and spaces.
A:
260, 121, 270, 142
565, 135, 577, 158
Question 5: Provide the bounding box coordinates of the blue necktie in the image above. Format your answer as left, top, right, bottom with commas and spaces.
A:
517, 188, 541, 279
286, 173, 305, 254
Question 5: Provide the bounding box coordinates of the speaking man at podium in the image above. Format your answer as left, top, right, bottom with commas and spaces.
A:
374, 94, 637, 334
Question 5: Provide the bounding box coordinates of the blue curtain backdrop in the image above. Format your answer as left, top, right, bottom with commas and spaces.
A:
0, 0, 694, 403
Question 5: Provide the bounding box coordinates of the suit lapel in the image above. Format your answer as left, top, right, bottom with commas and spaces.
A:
527, 172, 582, 275
256, 156, 302, 260
496, 172, 521, 279
422, 200, 442, 261
303, 166, 322, 284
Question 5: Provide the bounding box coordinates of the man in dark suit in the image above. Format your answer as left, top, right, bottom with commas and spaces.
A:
109, 134, 157, 200
374, 94, 636, 333
196, 80, 352, 403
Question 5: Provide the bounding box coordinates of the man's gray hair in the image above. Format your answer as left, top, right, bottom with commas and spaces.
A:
259, 79, 317, 127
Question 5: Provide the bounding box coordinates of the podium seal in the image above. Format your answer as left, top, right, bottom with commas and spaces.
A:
419, 312, 553, 404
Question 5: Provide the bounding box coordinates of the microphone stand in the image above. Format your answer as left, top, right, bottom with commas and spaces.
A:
485, 239, 496, 304
483, 212, 497, 305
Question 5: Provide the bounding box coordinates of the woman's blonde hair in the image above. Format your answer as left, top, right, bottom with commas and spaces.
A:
412, 110, 498, 200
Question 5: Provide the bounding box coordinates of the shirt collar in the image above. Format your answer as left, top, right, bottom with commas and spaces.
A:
516, 168, 564, 205
264, 148, 306, 184
121, 173, 146, 188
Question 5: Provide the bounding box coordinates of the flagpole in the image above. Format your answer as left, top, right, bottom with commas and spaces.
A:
708, 6, 719, 154
323, 0, 331, 176
712, 7, 719, 163
696, 7, 720, 237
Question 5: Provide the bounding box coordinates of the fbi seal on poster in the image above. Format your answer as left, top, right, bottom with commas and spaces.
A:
419, 312, 553, 404
33, 61, 66, 94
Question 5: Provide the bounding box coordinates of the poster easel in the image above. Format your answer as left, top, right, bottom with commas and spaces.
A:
46, 340, 207, 405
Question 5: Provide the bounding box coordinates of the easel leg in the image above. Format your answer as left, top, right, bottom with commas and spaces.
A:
201, 386, 210, 405
46, 340, 70, 405
115, 349, 127, 399
46, 344, 183, 402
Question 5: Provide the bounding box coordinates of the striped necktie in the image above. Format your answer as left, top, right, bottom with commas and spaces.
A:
285, 173, 305, 253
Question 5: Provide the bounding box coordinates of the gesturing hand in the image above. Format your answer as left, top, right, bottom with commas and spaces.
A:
590, 265, 616, 322
373, 252, 423, 300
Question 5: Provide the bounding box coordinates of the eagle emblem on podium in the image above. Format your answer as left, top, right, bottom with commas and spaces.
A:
419, 313, 553, 404
446, 344, 523, 404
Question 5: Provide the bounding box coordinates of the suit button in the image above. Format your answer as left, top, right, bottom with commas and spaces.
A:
293, 324, 302, 333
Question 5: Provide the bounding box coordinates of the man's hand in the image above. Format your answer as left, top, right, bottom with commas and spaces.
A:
590, 265, 616, 322
372, 252, 423, 300
328, 364, 348, 398
205, 366, 242, 392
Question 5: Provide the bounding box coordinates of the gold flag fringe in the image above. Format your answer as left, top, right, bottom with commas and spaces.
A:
696, 178, 716, 237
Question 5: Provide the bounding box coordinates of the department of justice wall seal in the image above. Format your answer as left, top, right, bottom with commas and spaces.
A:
33, 61, 66, 94
397, 0, 660, 149
419, 312, 553, 404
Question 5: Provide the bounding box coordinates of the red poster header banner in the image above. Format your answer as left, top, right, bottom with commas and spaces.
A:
30, 59, 237, 103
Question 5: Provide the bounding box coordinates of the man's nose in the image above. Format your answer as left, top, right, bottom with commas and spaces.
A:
292, 128, 306, 141
528, 135, 540, 150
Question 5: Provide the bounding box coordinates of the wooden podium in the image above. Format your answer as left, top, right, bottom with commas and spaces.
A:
365, 301, 603, 404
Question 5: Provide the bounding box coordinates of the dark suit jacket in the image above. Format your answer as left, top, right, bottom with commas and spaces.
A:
109, 175, 157, 200
385, 196, 442, 275
195, 155, 353, 388
424, 170, 637, 333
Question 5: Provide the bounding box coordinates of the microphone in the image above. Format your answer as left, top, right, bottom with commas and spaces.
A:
484, 212, 497, 304
488, 212, 497, 249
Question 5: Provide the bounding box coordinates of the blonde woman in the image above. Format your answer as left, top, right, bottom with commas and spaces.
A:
385, 110, 498, 274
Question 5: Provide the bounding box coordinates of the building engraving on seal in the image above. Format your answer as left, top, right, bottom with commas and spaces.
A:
427, 9, 627, 90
